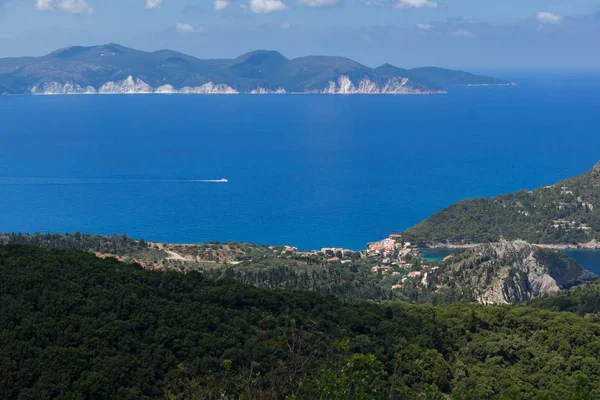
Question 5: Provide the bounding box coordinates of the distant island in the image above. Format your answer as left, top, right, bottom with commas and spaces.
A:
0, 43, 513, 96
403, 161, 600, 248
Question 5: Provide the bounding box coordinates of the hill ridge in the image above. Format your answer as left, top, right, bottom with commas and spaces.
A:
403, 161, 600, 247
0, 43, 512, 95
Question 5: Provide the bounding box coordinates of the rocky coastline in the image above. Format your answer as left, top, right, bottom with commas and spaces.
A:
419, 239, 600, 251
31, 75, 446, 96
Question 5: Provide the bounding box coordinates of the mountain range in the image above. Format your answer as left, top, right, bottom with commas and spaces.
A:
0, 44, 512, 95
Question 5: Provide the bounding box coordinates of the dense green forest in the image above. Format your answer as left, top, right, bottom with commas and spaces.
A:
0, 233, 405, 301
0, 232, 154, 256
525, 280, 600, 315
2, 244, 600, 399
403, 161, 600, 245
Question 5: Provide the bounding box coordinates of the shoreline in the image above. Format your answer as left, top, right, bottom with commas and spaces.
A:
421, 240, 600, 251
29, 91, 448, 96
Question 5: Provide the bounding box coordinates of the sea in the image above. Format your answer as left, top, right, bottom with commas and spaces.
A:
1, 71, 600, 272
421, 248, 600, 275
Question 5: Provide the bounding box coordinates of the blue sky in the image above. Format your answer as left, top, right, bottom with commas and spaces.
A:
0, 0, 599, 68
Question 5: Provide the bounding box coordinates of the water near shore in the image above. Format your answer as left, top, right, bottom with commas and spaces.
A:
420, 249, 462, 262
562, 250, 600, 275
1, 71, 599, 250
420, 248, 600, 275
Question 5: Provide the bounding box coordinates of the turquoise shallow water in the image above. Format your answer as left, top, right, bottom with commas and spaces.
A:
1, 71, 599, 251
421, 249, 600, 276
420, 249, 462, 262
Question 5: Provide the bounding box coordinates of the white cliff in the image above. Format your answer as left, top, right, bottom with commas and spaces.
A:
319, 76, 445, 95
31, 78, 238, 95
31, 81, 97, 95
178, 82, 238, 94
31, 75, 445, 95
250, 87, 287, 94
99, 76, 153, 94
154, 84, 178, 94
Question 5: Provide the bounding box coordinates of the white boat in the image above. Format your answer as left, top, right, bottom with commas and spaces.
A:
188, 178, 229, 183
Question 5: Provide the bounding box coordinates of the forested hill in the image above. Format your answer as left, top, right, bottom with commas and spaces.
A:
5, 232, 596, 305
403, 161, 600, 246
2, 244, 600, 399
526, 279, 600, 315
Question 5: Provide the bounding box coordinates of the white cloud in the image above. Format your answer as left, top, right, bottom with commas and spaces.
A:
281, 22, 290, 28
145, 0, 163, 9
176, 23, 206, 33
536, 11, 563, 24
360, 0, 384, 6
35, 0, 53, 10
56, 0, 92, 13
395, 0, 437, 9
451, 29, 475, 38
417, 23, 433, 30
249, 0, 288, 13
214, 0, 229, 10
299, 0, 340, 7
35, 0, 92, 14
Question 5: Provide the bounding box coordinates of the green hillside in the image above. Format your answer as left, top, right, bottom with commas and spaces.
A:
2, 244, 600, 399
409, 67, 513, 87
526, 279, 600, 315
404, 162, 600, 246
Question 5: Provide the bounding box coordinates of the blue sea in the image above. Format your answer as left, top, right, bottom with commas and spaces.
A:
421, 248, 600, 275
1, 71, 600, 272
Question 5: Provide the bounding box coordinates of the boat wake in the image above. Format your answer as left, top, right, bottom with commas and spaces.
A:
0, 177, 229, 185
186, 179, 228, 183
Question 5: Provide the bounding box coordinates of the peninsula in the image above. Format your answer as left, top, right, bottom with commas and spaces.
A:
403, 161, 600, 248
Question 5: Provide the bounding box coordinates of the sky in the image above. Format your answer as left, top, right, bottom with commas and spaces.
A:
0, 0, 599, 68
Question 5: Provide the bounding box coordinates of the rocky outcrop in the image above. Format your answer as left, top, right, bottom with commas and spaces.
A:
31, 77, 239, 95
250, 87, 286, 94
99, 76, 153, 94
319, 76, 445, 95
178, 83, 238, 94
434, 241, 597, 305
31, 81, 97, 95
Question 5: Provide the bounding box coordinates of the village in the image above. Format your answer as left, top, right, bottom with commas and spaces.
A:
263, 233, 455, 293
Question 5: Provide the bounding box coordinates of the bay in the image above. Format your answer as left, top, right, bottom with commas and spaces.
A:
562, 250, 600, 276
1, 71, 599, 250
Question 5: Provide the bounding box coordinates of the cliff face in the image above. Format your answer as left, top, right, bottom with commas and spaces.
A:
30, 75, 441, 95
434, 241, 597, 305
31, 76, 239, 95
